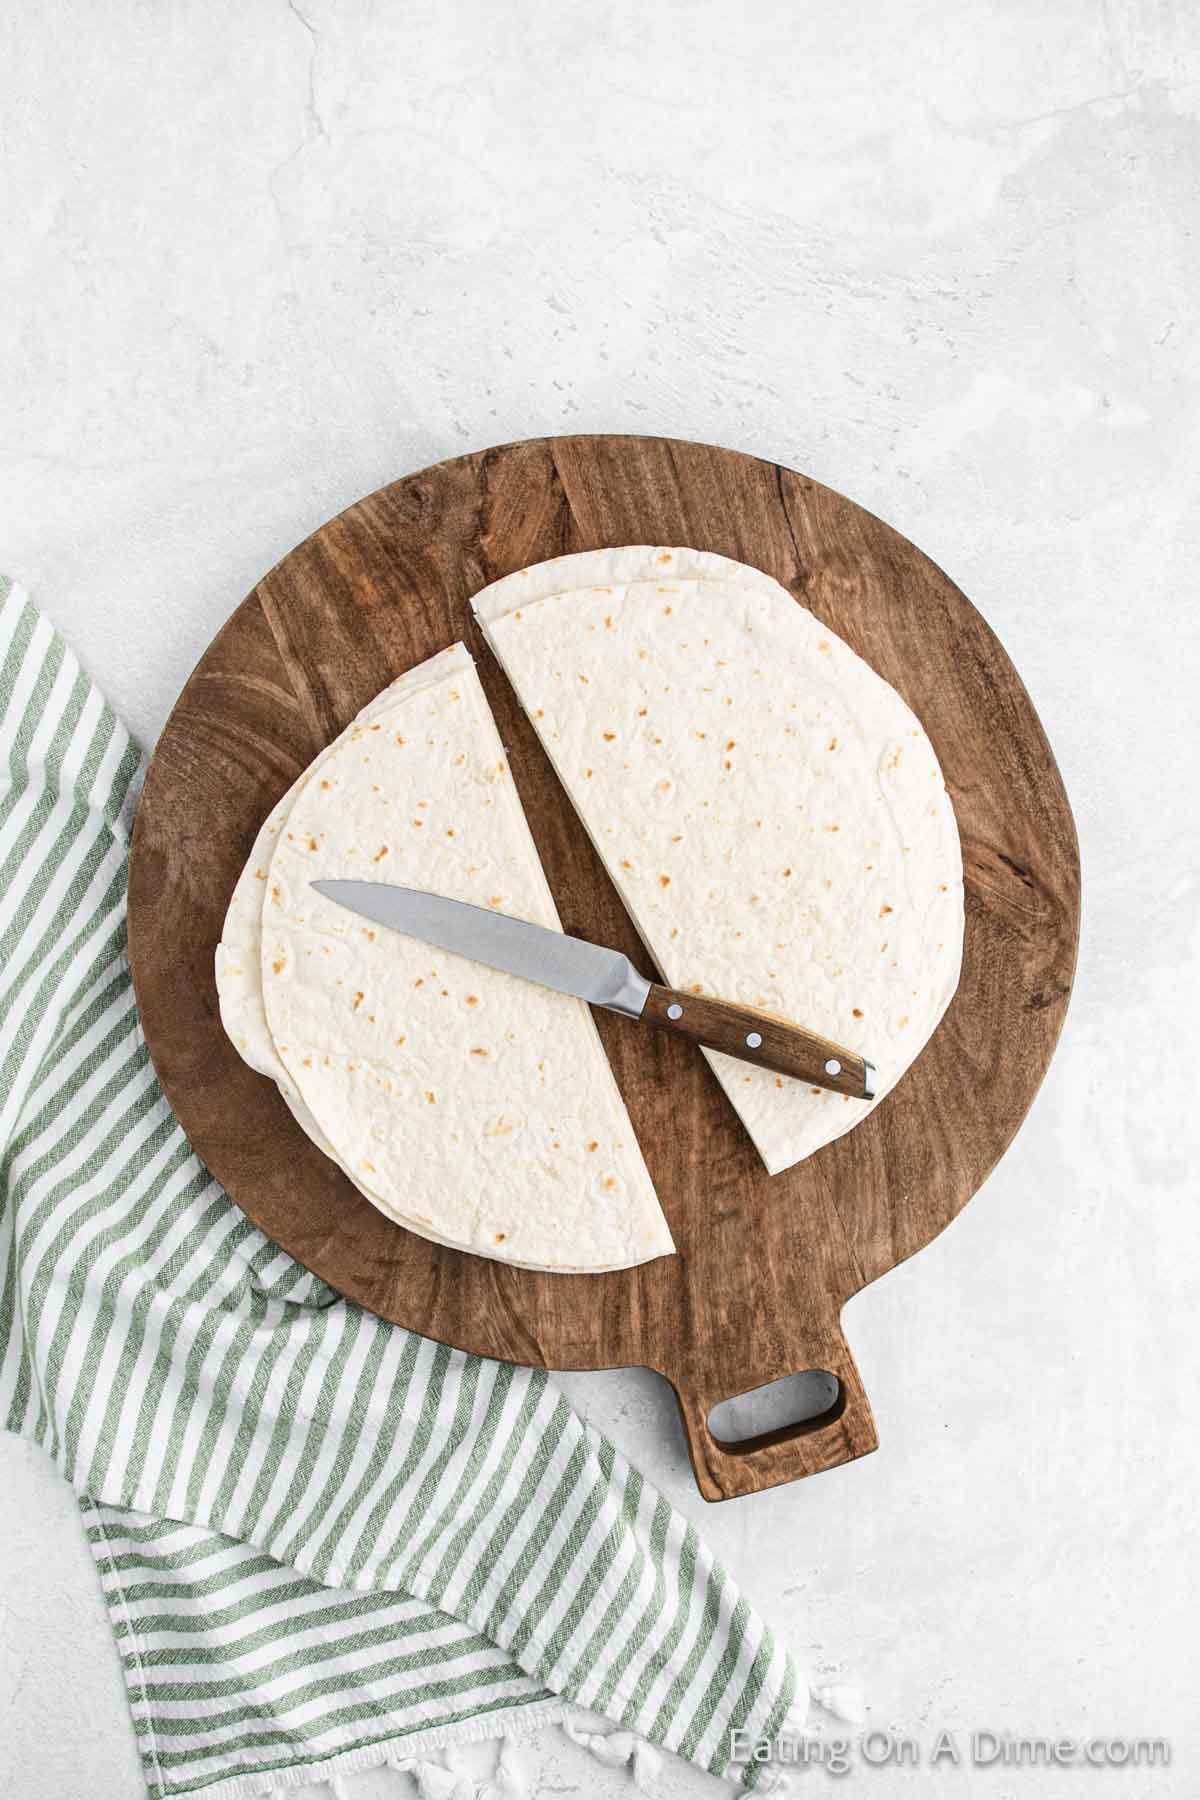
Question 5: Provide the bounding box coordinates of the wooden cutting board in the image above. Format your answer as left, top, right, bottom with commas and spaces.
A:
127, 435, 1080, 1500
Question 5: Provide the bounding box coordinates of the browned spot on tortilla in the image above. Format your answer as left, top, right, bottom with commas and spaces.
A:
494, 1232, 507, 1243
853, 1007, 864, 1018
425, 1091, 436, 1104
470, 1047, 488, 1057
879, 903, 893, 916
271, 957, 284, 975
373, 845, 389, 861
586, 1141, 598, 1152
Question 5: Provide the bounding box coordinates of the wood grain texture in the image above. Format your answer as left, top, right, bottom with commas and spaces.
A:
127, 435, 1080, 1500
643, 984, 873, 1097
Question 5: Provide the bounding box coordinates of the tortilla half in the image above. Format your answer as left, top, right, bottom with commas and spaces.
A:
472, 547, 964, 1176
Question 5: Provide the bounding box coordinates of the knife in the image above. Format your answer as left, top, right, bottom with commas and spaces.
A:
310, 880, 876, 1100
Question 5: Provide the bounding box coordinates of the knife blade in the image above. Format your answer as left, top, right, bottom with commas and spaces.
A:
310, 880, 876, 1100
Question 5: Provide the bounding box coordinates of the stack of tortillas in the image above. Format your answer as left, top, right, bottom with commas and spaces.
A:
217, 546, 963, 1268
215, 645, 673, 1271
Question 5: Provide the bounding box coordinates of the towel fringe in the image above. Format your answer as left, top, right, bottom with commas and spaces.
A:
478, 1735, 529, 1799
562, 1709, 664, 1792
812, 1682, 866, 1725
388, 1755, 477, 1799
385, 1731, 528, 1799
165, 1701, 564, 1800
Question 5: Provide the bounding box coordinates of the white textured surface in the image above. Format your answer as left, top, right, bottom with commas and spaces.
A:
2, 2, 1198, 1797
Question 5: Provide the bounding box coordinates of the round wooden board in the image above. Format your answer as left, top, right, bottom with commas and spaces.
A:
128, 435, 1080, 1500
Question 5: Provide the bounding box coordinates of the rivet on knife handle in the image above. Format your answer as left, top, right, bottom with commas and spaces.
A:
642, 985, 876, 1099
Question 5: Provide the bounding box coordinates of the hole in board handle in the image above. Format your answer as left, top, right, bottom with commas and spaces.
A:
707, 1369, 845, 1454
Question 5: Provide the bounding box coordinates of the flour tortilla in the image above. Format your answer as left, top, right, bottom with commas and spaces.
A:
472, 547, 964, 1176
253, 650, 672, 1271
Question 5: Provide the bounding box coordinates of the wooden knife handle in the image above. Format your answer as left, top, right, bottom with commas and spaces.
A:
643, 983, 875, 1099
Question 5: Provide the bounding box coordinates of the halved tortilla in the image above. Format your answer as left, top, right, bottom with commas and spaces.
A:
472, 548, 964, 1176
248, 649, 672, 1271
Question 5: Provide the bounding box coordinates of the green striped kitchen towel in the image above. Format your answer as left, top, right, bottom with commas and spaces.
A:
0, 578, 811, 1799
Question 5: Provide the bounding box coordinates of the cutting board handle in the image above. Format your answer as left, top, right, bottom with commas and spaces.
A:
668, 1322, 878, 1501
